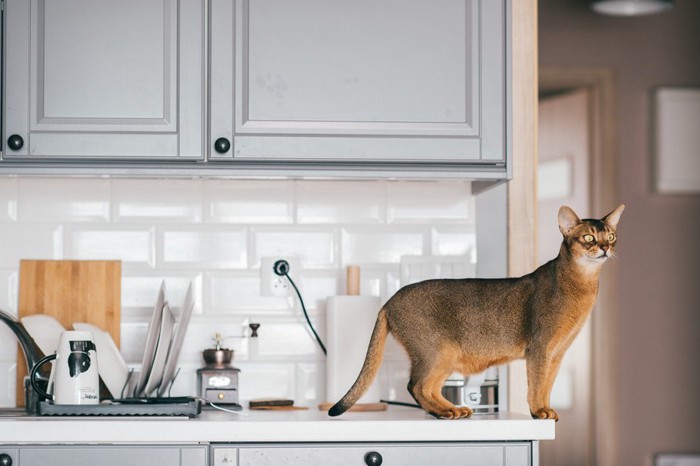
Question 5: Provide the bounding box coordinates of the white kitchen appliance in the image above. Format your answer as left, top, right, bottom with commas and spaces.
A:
30, 330, 100, 405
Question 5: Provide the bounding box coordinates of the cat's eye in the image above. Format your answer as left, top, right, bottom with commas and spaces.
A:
607, 233, 615, 241
583, 234, 595, 242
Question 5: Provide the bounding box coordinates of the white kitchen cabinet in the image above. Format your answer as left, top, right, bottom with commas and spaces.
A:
3, 0, 206, 160
2, 0, 510, 177
213, 442, 532, 466
0, 411, 551, 465
210, 0, 509, 169
0, 445, 207, 466
0, 442, 533, 466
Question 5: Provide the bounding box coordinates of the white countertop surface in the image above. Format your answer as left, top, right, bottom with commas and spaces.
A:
0, 406, 554, 444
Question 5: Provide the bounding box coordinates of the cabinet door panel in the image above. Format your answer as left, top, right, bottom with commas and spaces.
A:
18, 446, 206, 466
37, 0, 171, 123
210, 0, 507, 163
243, 0, 475, 127
238, 444, 508, 466
4, 0, 205, 159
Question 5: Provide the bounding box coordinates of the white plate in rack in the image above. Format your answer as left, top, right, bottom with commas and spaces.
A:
21, 314, 66, 356
143, 302, 175, 397
135, 281, 166, 397
158, 282, 195, 397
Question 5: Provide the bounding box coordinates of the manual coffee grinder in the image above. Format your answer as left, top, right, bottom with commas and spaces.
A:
196, 324, 259, 408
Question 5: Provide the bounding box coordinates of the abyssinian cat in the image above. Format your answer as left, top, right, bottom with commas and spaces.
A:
329, 205, 624, 420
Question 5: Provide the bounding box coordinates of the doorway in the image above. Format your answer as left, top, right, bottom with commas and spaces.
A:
538, 88, 593, 466
538, 67, 618, 466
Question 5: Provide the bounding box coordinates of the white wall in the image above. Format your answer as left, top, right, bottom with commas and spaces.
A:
0, 177, 476, 407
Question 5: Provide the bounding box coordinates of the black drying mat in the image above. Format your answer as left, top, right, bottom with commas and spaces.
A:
36, 397, 201, 417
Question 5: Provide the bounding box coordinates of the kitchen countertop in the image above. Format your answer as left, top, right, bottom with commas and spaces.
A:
0, 406, 554, 444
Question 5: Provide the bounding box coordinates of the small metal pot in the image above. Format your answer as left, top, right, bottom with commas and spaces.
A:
202, 348, 234, 368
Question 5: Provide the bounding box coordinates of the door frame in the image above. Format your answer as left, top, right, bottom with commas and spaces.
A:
539, 66, 619, 466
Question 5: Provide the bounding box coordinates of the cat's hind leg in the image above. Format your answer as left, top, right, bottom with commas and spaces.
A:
408, 356, 472, 419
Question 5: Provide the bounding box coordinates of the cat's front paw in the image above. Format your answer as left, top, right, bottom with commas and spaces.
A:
434, 406, 473, 420
531, 408, 559, 421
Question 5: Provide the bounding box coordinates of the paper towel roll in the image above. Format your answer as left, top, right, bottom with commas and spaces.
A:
326, 295, 382, 404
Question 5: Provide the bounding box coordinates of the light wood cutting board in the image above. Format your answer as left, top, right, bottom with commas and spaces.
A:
16, 260, 121, 406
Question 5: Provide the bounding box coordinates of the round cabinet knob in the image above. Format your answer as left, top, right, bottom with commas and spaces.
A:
214, 137, 231, 154
364, 451, 383, 466
0, 453, 13, 466
7, 134, 24, 151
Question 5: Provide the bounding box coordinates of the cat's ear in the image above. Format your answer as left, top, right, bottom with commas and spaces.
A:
602, 204, 625, 228
558, 206, 581, 236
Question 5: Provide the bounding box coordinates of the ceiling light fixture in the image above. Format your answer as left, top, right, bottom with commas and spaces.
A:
591, 0, 674, 16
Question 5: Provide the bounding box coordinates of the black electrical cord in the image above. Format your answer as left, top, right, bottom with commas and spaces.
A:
274, 260, 327, 355
381, 399, 421, 409
284, 271, 327, 355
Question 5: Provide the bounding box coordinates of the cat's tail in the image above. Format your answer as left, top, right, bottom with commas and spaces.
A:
328, 307, 389, 417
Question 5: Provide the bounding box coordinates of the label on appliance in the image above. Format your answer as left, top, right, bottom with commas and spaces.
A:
207, 375, 231, 387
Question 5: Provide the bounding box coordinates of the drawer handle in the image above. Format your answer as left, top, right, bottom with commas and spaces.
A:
0, 453, 13, 466
7, 134, 24, 151
214, 137, 231, 154
364, 451, 383, 466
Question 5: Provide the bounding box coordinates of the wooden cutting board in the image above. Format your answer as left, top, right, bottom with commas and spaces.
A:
16, 260, 121, 406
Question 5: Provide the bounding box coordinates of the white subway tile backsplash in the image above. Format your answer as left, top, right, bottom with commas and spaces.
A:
161, 227, 247, 269
296, 363, 324, 405
0, 362, 17, 408
384, 334, 410, 361
255, 319, 324, 360
18, 178, 110, 223
0, 178, 18, 222
120, 316, 248, 381
0, 269, 18, 313
294, 271, 340, 313
297, 180, 385, 224
252, 227, 336, 268
341, 227, 426, 265
64, 225, 155, 267
400, 255, 475, 286
205, 180, 295, 224
306, 266, 386, 302
381, 361, 413, 404
163, 362, 200, 399
0, 224, 62, 267
386, 270, 402, 298
431, 226, 477, 259
0, 326, 17, 364
0, 270, 18, 385
119, 321, 150, 364
352, 266, 385, 298
206, 272, 290, 313
387, 181, 474, 223
174, 317, 251, 364
236, 362, 295, 404
121, 272, 203, 316
113, 179, 203, 223
0, 177, 479, 407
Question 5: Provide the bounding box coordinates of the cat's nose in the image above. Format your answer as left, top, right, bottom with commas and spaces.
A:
601, 245, 610, 255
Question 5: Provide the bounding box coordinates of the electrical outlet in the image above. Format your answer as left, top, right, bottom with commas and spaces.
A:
260, 256, 300, 297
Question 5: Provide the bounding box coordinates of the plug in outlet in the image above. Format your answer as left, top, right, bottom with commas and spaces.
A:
260, 257, 300, 297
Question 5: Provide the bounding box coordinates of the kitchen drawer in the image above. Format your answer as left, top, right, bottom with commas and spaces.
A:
213, 442, 530, 466
1, 445, 207, 466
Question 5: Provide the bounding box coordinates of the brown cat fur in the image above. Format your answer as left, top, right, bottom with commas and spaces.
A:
329, 205, 625, 420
